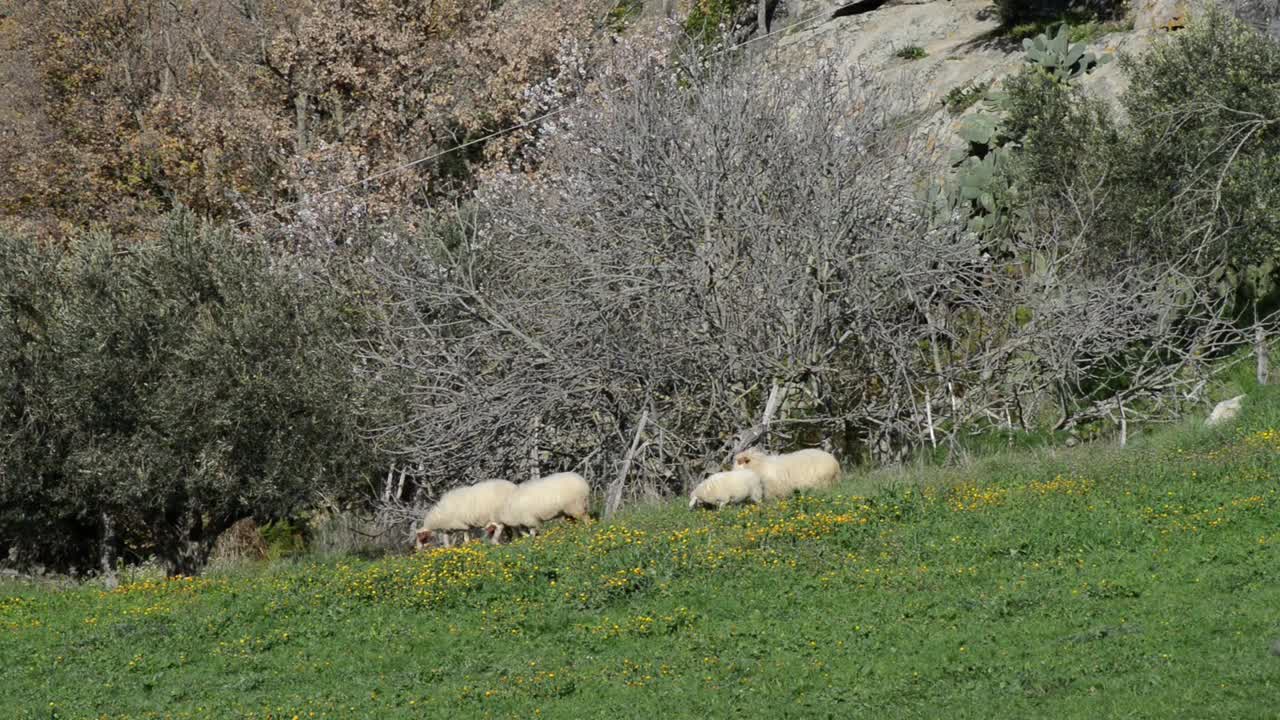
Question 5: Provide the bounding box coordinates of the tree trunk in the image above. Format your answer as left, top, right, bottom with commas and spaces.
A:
923, 388, 937, 449
161, 506, 217, 577
528, 416, 541, 483
758, 0, 769, 35
295, 91, 309, 156
717, 381, 786, 473
1117, 400, 1127, 448
606, 409, 649, 517
381, 464, 396, 505
393, 467, 408, 503
100, 511, 118, 588
1256, 322, 1269, 385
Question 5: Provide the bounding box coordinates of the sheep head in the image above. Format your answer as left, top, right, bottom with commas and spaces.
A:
485, 523, 504, 545
414, 529, 433, 549
733, 447, 765, 469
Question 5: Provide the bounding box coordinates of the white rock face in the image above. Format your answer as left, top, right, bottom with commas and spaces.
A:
765, 0, 1169, 164
1206, 395, 1246, 427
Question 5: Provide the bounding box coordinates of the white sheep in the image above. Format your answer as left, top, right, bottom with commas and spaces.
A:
414, 479, 518, 550
688, 469, 765, 510
487, 471, 591, 545
732, 447, 840, 501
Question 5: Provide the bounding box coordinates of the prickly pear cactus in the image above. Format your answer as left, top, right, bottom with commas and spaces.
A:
952, 109, 1018, 160
948, 146, 1021, 246
1022, 24, 1112, 84
938, 25, 1112, 250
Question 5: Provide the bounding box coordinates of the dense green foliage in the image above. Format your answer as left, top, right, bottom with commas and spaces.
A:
0, 214, 379, 575
952, 10, 1280, 293
683, 0, 753, 44
993, 0, 1126, 31
1108, 9, 1280, 272
943, 24, 1113, 245
1002, 16, 1133, 43
1001, 65, 1117, 254
991, 8, 1280, 316
4, 388, 1280, 717
944, 80, 992, 115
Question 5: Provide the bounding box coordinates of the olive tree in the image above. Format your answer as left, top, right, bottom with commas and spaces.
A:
0, 213, 380, 575
1021, 10, 1280, 384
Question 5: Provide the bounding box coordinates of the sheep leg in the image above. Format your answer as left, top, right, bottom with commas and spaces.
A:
442, 532, 453, 548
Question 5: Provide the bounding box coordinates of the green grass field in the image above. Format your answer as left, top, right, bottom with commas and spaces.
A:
4, 392, 1280, 719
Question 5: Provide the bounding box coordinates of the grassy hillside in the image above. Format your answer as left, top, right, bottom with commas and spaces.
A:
5, 392, 1280, 719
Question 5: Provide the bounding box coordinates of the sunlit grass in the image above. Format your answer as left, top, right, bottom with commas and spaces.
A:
5, 389, 1280, 718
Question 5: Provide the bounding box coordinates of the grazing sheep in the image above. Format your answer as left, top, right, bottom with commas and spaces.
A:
733, 447, 840, 500
414, 479, 518, 550
688, 469, 765, 510
487, 472, 591, 545
1206, 394, 1246, 427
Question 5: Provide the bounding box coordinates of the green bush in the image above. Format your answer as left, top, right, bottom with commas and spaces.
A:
943, 80, 992, 115
1002, 63, 1117, 221
607, 0, 644, 31
895, 45, 928, 60
994, 8, 1280, 294
1103, 8, 1280, 271
994, 0, 1126, 31
260, 519, 309, 560
683, 0, 752, 44
997, 8, 1280, 326
0, 213, 381, 576
1004, 15, 1133, 42
940, 25, 1114, 252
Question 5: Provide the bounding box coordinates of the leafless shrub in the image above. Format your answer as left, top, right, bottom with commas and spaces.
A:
364, 45, 1256, 510
918, 205, 1256, 449
366, 49, 946, 501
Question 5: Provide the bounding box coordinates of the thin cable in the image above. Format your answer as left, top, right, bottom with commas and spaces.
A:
240, 11, 833, 229
238, 105, 572, 228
